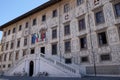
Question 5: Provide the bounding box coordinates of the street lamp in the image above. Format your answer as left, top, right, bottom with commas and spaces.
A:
86, 0, 97, 76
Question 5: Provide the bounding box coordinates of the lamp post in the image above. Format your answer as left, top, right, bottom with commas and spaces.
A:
58, 2, 62, 62
86, 0, 97, 76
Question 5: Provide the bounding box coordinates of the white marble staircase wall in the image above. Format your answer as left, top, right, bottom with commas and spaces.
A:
49, 55, 86, 75
5, 54, 81, 77
38, 55, 81, 77
7, 61, 25, 76
37, 59, 73, 77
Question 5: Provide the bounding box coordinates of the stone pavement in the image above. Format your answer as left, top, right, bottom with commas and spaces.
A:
0, 76, 120, 80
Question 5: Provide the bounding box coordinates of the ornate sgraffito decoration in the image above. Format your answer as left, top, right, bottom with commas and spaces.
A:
32, 28, 47, 43
94, 0, 99, 5
65, 14, 69, 20
12, 34, 15, 40
25, 30, 28, 35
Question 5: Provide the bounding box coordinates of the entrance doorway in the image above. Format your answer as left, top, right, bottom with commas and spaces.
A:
29, 61, 34, 76
41, 47, 45, 54
65, 58, 72, 64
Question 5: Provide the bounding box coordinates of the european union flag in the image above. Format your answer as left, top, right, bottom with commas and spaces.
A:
32, 34, 36, 44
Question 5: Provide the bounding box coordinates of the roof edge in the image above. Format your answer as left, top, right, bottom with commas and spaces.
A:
0, 0, 61, 31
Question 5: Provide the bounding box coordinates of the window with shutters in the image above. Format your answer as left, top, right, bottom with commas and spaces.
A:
6, 42, 9, 50
8, 30, 11, 35
3, 65, 5, 68
23, 50, 27, 56
33, 18, 37, 26
10, 41, 14, 49
114, 2, 120, 17
4, 31, 6, 37
4, 54, 7, 61
64, 24, 70, 36
15, 52, 19, 60
42, 15, 46, 22
52, 28, 57, 39
79, 36, 87, 49
13, 28, 16, 33
77, 0, 84, 6
52, 43, 57, 55
78, 18, 86, 31
9, 53, 12, 61
98, 31, 108, 46
81, 56, 89, 63
8, 64, 11, 68
25, 22, 28, 28
1, 44, 4, 51
31, 48, 35, 54
64, 3, 70, 13
95, 10, 105, 24
0, 55, 2, 62
24, 37, 27, 46
100, 54, 111, 61
19, 25, 22, 31
65, 40, 71, 53
17, 39, 20, 48
53, 9, 57, 17
65, 58, 72, 64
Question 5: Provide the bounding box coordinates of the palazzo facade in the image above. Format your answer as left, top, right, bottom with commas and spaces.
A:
0, 0, 120, 77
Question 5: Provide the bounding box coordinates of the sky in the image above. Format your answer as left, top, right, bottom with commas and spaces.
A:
0, 0, 49, 40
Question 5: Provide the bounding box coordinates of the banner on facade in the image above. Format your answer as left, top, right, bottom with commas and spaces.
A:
32, 28, 47, 43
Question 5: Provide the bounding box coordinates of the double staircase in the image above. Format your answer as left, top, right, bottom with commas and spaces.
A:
40, 54, 86, 76
40, 54, 81, 77
4, 53, 86, 77
5, 56, 27, 76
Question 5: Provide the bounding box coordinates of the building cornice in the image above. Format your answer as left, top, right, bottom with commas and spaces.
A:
0, 0, 61, 31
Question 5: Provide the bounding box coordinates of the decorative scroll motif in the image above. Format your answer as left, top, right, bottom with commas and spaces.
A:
76, 7, 84, 17
108, 29, 119, 44
12, 34, 15, 40
65, 14, 69, 20
104, 4, 114, 26
94, 0, 99, 5
25, 30, 28, 35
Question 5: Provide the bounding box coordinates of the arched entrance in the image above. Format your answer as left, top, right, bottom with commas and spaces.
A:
29, 61, 34, 76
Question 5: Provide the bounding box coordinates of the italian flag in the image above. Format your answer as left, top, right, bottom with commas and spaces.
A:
35, 33, 40, 42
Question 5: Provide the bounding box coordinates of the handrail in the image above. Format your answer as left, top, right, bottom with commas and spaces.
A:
7, 53, 81, 76
56, 61, 76, 73
40, 54, 54, 63
48, 54, 80, 71
6, 56, 26, 74
40, 54, 77, 74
